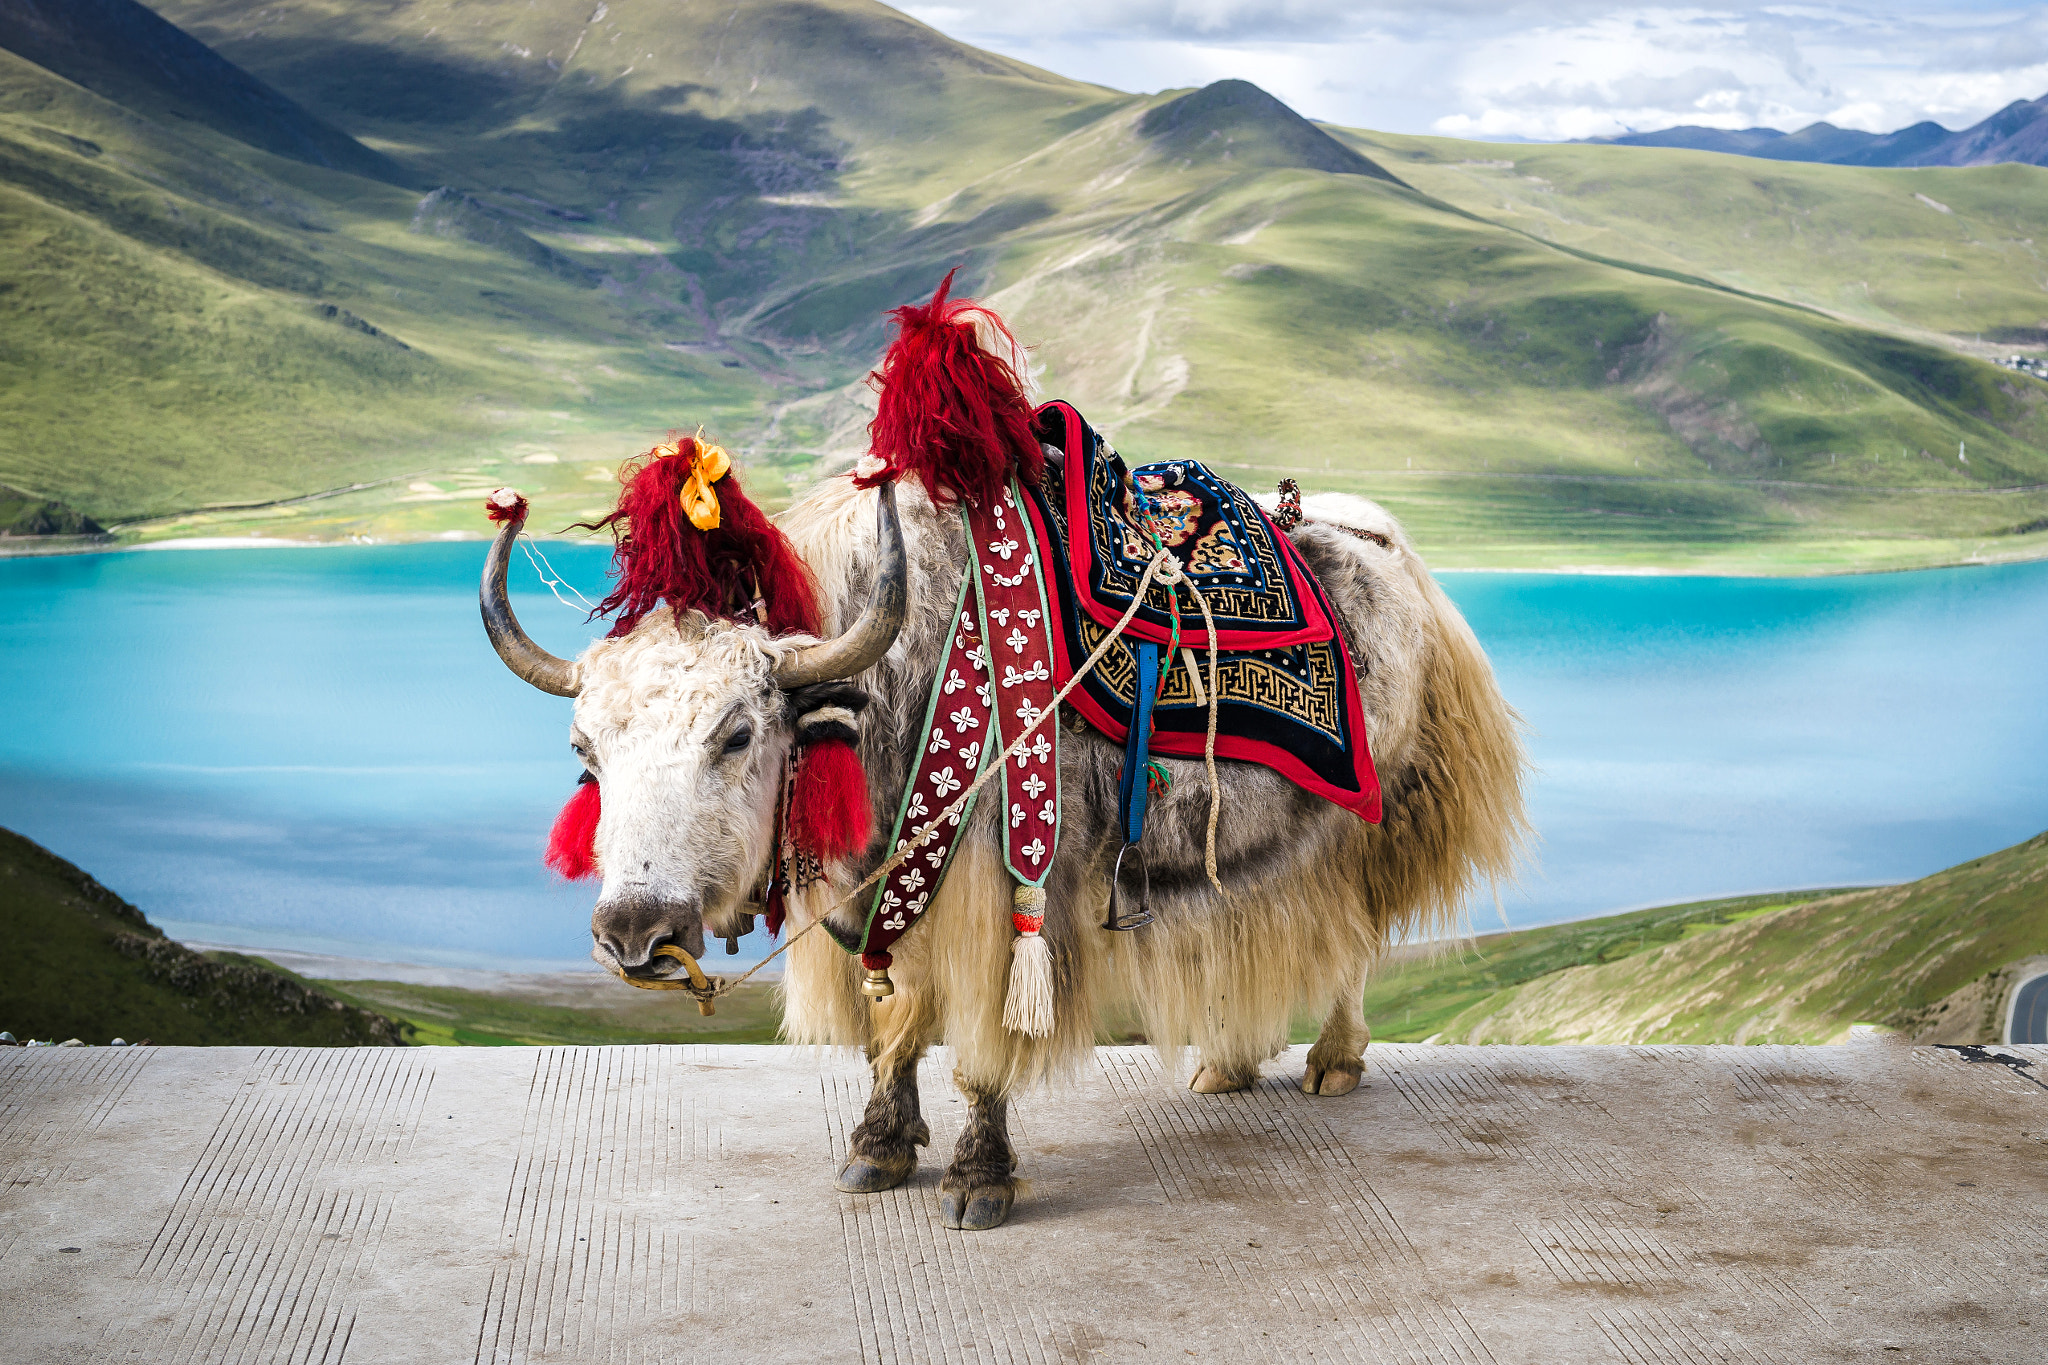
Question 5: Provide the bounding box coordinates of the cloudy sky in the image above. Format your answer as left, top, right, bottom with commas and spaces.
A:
900, 1, 2048, 141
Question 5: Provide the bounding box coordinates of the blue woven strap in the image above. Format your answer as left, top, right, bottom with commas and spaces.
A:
1116, 642, 1161, 845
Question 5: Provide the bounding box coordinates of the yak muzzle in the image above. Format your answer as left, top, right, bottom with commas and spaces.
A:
591, 895, 706, 978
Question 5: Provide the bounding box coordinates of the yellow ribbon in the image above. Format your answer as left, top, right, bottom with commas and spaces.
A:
663, 440, 730, 531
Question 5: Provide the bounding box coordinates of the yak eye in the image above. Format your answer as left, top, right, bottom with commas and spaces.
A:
721, 726, 752, 755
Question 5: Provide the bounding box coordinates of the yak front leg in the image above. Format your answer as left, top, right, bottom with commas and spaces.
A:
836, 1044, 931, 1193
1302, 963, 1370, 1097
939, 1071, 1016, 1231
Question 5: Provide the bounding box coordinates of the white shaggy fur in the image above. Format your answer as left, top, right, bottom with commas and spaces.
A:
565, 475, 1526, 1108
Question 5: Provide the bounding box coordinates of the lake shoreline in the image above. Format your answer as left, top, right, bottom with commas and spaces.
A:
6, 531, 2045, 579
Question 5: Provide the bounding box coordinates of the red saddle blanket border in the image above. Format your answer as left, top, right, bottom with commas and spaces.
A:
1021, 401, 1382, 824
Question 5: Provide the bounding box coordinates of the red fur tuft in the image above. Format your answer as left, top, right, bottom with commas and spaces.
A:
579, 437, 821, 638
545, 780, 602, 880
485, 489, 529, 523
788, 739, 871, 862
861, 269, 1042, 509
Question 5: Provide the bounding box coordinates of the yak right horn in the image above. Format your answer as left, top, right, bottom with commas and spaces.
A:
773, 481, 908, 689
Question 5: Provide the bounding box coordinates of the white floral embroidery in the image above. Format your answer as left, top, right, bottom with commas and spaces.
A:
924, 845, 946, 868
1022, 772, 1047, 799
961, 610, 975, 629
1002, 661, 1049, 688
1006, 628, 1029, 654
1009, 802, 1027, 828
927, 727, 951, 753
909, 890, 930, 911
957, 739, 982, 769
902, 867, 926, 892
949, 707, 980, 731
932, 766, 962, 797
988, 607, 1010, 626
942, 667, 967, 695
1038, 801, 1056, 823
988, 537, 1019, 561
1015, 700, 1044, 728
967, 643, 989, 671
882, 912, 906, 931
977, 682, 995, 707
1029, 734, 1053, 763
1019, 608, 1042, 627
907, 789, 929, 820
1022, 838, 1046, 862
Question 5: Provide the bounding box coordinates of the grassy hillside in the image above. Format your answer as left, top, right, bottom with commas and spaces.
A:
325, 977, 783, 1047
0, 826, 407, 1045
1371, 830, 2048, 1046
1, 0, 2045, 570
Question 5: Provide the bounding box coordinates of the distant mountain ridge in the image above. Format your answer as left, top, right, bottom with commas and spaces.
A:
1591, 93, 2048, 168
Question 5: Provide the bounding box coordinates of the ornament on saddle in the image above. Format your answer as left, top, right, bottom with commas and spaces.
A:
509, 433, 873, 895
831, 271, 1061, 1035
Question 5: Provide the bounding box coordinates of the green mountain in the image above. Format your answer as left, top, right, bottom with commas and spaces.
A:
1361, 831, 2048, 1046
0, 826, 407, 1046
0, 0, 2044, 571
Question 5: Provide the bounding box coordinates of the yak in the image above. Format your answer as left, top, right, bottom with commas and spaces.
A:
480, 343, 1526, 1237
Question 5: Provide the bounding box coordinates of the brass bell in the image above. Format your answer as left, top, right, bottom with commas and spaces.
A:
861, 967, 895, 1001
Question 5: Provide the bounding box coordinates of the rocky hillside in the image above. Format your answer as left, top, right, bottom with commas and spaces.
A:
0, 826, 407, 1046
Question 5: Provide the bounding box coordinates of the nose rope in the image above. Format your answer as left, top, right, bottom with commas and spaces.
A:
601, 547, 1222, 1006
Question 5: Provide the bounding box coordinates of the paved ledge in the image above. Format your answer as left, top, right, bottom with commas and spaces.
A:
1, 1042, 2042, 1363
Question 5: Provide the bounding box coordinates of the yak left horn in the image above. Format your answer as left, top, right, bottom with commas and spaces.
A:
481, 499, 582, 697
773, 481, 908, 689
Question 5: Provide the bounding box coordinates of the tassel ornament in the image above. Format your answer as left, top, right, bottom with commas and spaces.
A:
1003, 884, 1054, 1037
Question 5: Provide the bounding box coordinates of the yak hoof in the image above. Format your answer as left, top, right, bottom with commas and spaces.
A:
1189, 1066, 1255, 1094
939, 1185, 1015, 1231
835, 1156, 915, 1194
1302, 1062, 1363, 1097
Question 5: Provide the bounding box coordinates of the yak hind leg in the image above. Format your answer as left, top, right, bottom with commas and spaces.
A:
1302, 965, 1370, 1097
938, 1072, 1016, 1231
836, 1044, 931, 1193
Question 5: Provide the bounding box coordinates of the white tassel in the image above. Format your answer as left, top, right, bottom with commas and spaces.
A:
1003, 884, 1054, 1037
1003, 932, 1054, 1037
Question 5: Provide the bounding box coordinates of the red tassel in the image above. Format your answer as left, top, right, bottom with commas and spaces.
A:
577, 437, 821, 639
485, 488, 529, 523
860, 269, 1042, 510
789, 739, 871, 862
545, 781, 602, 880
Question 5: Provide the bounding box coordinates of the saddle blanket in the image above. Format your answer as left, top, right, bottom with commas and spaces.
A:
1021, 401, 1381, 823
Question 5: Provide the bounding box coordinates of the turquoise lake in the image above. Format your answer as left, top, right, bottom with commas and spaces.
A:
1, 545, 2043, 970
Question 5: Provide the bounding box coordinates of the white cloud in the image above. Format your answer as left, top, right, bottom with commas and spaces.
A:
901, 1, 2048, 140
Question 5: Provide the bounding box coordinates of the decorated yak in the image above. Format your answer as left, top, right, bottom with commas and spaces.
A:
479, 276, 1526, 1231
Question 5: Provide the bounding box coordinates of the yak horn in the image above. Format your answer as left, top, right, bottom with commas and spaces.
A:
773, 481, 908, 689
481, 504, 582, 698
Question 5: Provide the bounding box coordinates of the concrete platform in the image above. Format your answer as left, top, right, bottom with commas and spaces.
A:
2, 1041, 2042, 1363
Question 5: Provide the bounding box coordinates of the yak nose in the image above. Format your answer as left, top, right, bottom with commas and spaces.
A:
591, 895, 706, 975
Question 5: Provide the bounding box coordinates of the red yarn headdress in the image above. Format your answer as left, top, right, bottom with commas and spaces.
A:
857, 269, 1041, 509
580, 436, 820, 638
542, 436, 871, 881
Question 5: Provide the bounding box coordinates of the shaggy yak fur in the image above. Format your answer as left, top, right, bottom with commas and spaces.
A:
572, 478, 1527, 1230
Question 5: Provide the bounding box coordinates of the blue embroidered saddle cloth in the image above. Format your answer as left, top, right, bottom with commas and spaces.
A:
1020, 401, 1381, 823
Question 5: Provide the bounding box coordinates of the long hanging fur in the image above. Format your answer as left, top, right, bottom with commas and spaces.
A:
860, 269, 1042, 510
580, 437, 820, 638
545, 779, 602, 881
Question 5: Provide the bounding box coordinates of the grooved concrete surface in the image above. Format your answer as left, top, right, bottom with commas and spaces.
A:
2, 1042, 2043, 1363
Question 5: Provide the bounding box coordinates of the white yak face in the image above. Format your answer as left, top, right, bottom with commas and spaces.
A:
572, 611, 792, 976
